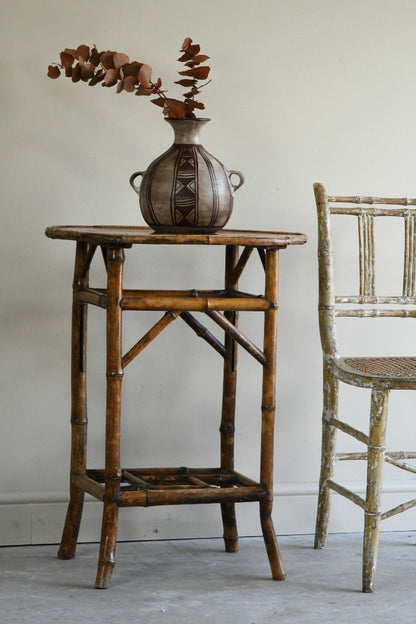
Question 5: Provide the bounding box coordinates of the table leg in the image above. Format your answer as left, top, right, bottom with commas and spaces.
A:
260, 249, 286, 580
58, 242, 90, 560
95, 247, 125, 589
220, 245, 239, 553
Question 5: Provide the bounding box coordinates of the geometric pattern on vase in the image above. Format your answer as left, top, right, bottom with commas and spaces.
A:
171, 146, 198, 227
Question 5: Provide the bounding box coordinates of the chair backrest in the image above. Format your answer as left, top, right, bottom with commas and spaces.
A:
314, 182, 416, 357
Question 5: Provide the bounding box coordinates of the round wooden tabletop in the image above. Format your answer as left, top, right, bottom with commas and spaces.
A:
45, 225, 307, 248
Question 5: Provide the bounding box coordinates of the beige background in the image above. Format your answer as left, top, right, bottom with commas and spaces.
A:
2, 0, 416, 545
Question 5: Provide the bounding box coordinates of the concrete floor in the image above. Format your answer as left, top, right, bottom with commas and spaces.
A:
1, 532, 416, 623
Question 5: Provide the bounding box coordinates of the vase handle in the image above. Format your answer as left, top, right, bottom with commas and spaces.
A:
228, 170, 244, 192
129, 171, 144, 196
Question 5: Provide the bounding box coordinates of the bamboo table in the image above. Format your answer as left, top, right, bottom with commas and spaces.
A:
45, 225, 307, 588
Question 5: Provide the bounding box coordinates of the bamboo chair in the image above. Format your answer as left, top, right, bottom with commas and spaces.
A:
314, 182, 416, 592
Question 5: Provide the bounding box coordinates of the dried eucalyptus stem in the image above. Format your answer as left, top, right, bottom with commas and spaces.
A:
47, 37, 211, 119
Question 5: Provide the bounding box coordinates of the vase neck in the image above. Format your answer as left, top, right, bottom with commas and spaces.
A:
166, 118, 210, 144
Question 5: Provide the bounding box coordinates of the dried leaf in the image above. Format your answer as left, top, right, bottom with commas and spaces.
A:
60, 51, 74, 68
103, 67, 119, 86
181, 37, 193, 50
65, 66, 73, 78
178, 52, 194, 62
185, 99, 205, 110
76, 45, 90, 62
100, 51, 116, 69
191, 54, 210, 65
175, 78, 196, 87
136, 85, 153, 96
63, 48, 77, 57
183, 88, 200, 98
47, 65, 61, 79
185, 55, 210, 68
89, 46, 101, 67
88, 70, 104, 86
79, 60, 96, 81
138, 63, 152, 88
122, 61, 142, 79
151, 97, 166, 107
71, 63, 81, 83
163, 98, 187, 118
184, 106, 196, 119
154, 77, 162, 89
113, 52, 130, 69
178, 66, 210, 80
123, 75, 137, 92
187, 44, 200, 56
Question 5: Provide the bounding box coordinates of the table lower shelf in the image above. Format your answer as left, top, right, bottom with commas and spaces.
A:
71, 467, 270, 507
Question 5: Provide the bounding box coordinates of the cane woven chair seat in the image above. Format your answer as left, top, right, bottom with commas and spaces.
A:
314, 182, 416, 593
333, 356, 416, 388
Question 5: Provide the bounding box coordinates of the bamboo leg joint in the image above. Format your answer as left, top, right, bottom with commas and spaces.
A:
364, 511, 382, 518
220, 424, 235, 433
368, 444, 386, 452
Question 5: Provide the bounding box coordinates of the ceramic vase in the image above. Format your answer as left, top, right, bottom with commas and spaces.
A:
129, 118, 244, 233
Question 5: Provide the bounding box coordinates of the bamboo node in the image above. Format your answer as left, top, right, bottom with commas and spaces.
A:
99, 559, 115, 567
367, 444, 386, 452
105, 474, 122, 481
261, 404, 276, 412
107, 248, 125, 262
220, 424, 235, 433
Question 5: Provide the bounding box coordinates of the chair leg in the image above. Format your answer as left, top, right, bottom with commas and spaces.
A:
58, 486, 85, 559
94, 247, 124, 589
59, 243, 89, 559
258, 248, 285, 581
220, 335, 239, 554
221, 502, 238, 553
220, 245, 239, 553
95, 500, 119, 589
314, 361, 339, 549
260, 500, 286, 580
362, 389, 389, 593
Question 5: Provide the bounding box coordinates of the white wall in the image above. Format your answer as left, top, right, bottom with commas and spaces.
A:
2, 0, 416, 546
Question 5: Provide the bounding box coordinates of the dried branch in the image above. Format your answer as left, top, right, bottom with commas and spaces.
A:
47, 37, 211, 119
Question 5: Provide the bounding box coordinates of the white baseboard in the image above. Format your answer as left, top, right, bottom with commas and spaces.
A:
1, 481, 415, 546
